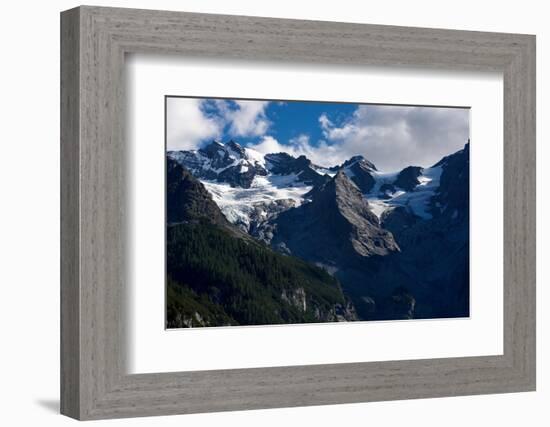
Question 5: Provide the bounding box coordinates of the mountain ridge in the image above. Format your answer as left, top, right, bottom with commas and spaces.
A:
168, 140, 470, 321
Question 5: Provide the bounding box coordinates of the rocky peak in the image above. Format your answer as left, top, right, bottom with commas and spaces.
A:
166, 157, 248, 239
171, 140, 268, 189
199, 140, 227, 158
393, 166, 424, 191
226, 140, 246, 157
308, 171, 373, 218
264, 152, 296, 173
166, 157, 230, 226
265, 152, 312, 173
272, 170, 399, 263
333, 169, 360, 195
327, 155, 377, 193
330, 172, 382, 233
198, 140, 248, 163
294, 155, 313, 171
265, 152, 327, 186
333, 155, 377, 172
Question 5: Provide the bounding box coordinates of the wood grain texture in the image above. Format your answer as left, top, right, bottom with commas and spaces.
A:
60, 5, 536, 420
60, 7, 80, 419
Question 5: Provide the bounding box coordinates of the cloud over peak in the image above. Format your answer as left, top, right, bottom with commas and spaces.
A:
167, 98, 271, 151
167, 97, 469, 171
166, 98, 222, 151
317, 105, 469, 170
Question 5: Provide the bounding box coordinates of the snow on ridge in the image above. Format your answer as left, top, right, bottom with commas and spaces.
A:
202, 174, 313, 228
365, 167, 442, 220
244, 147, 266, 167
170, 144, 446, 224
170, 145, 269, 176
391, 166, 442, 219
367, 200, 389, 219
368, 171, 399, 195
311, 165, 336, 177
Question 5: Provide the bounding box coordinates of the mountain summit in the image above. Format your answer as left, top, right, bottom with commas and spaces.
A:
169, 140, 268, 188
271, 170, 400, 266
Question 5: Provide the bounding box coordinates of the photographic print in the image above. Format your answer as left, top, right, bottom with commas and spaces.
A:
166, 97, 470, 328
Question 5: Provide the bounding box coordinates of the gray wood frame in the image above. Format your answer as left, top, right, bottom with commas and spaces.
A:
60, 5, 536, 420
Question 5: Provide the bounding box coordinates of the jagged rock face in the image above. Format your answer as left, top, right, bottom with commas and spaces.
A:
169, 140, 333, 190
380, 206, 419, 235
346, 161, 377, 193
356, 143, 470, 320
331, 155, 378, 193
271, 171, 400, 267
265, 152, 307, 174
430, 142, 469, 220
280, 286, 359, 322
281, 287, 307, 312
169, 140, 268, 188
332, 155, 377, 172
374, 165, 423, 197
265, 152, 329, 187
247, 199, 297, 242
393, 166, 424, 191
166, 157, 230, 226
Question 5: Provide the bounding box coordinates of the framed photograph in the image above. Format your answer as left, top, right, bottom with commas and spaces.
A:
164, 96, 471, 327
61, 6, 536, 420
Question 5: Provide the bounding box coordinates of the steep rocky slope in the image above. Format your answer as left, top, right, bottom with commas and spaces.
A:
166, 158, 358, 327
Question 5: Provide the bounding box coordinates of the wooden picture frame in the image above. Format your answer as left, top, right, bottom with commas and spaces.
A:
60, 5, 536, 420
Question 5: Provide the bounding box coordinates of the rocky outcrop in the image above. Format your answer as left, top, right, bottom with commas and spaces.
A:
169, 140, 268, 188
281, 287, 307, 312
430, 142, 470, 220
167, 157, 231, 226
350, 144, 470, 320
247, 199, 298, 243
380, 206, 419, 236
332, 155, 378, 193
265, 152, 330, 187
375, 166, 423, 197
393, 166, 423, 191
271, 171, 400, 266
331, 155, 377, 173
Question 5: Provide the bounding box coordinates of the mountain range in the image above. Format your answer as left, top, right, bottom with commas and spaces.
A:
166, 139, 470, 325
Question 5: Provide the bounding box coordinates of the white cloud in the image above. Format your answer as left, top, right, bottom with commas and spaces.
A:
250, 134, 344, 168
167, 98, 469, 171
316, 105, 469, 170
250, 136, 286, 155
166, 98, 222, 151
225, 100, 270, 137
166, 98, 271, 151
318, 114, 332, 133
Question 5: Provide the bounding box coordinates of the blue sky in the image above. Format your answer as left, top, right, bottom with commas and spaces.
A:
201, 99, 357, 148
166, 96, 469, 171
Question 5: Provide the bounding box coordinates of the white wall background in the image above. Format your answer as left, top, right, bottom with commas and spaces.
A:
0, 0, 546, 425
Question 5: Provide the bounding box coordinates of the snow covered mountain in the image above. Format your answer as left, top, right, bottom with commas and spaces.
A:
168, 140, 462, 235
168, 141, 331, 233
168, 140, 470, 321
168, 140, 268, 188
